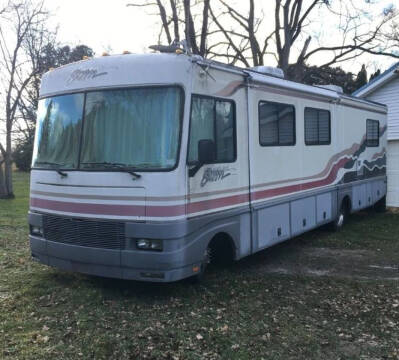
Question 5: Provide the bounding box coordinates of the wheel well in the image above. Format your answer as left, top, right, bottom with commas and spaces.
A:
341, 195, 351, 214
207, 232, 236, 265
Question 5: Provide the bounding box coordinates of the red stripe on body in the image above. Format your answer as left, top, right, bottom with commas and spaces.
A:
146, 204, 186, 217
187, 193, 250, 214
30, 197, 147, 217
251, 157, 349, 201
30, 157, 350, 217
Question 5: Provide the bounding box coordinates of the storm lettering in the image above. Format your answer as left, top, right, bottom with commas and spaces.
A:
67, 69, 108, 84
200, 168, 231, 187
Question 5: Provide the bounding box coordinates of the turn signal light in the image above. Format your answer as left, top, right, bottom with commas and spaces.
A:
30, 225, 43, 237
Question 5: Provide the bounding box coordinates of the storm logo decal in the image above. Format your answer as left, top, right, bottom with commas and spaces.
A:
67, 68, 108, 84
201, 167, 232, 187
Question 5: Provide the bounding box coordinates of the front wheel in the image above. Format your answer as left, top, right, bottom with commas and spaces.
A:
188, 246, 211, 284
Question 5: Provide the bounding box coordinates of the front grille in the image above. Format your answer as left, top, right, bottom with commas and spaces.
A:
42, 215, 125, 250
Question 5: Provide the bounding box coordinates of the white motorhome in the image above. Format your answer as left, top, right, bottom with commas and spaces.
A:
29, 51, 387, 282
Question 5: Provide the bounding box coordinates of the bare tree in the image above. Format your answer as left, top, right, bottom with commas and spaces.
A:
383, 16, 399, 46
128, 0, 399, 81
127, 0, 210, 57
12, 43, 95, 172
0, 0, 50, 197
273, 0, 322, 74
214, 0, 399, 78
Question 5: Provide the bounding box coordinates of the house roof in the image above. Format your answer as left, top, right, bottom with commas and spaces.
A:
353, 61, 399, 97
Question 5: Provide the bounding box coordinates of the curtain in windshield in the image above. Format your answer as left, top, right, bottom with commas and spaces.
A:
32, 93, 84, 168
80, 87, 182, 169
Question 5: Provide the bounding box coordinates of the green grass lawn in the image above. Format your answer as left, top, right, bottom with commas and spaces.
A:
1, 172, 399, 359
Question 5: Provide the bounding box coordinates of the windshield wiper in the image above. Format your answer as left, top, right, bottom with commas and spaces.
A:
81, 162, 142, 179
34, 161, 68, 177
133, 163, 161, 168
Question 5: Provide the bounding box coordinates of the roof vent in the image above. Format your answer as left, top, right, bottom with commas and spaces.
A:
317, 84, 343, 93
149, 39, 190, 54
249, 66, 284, 78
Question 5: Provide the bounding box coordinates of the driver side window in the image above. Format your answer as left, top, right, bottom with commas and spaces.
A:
187, 95, 236, 164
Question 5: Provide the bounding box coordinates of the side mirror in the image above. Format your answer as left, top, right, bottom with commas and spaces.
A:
189, 139, 216, 177
198, 139, 216, 164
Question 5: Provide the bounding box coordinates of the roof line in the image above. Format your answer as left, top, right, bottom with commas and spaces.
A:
195, 57, 385, 110
353, 61, 399, 96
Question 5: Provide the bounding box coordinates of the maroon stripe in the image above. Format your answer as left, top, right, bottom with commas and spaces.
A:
30, 157, 350, 217
29, 194, 248, 217
252, 157, 348, 200
372, 147, 386, 160
146, 204, 186, 217
187, 193, 249, 214
30, 197, 186, 217
30, 197, 146, 217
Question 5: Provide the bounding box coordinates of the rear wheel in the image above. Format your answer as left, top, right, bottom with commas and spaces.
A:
329, 200, 349, 232
374, 195, 387, 213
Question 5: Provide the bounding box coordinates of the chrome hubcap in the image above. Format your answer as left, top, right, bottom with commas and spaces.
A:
337, 213, 344, 227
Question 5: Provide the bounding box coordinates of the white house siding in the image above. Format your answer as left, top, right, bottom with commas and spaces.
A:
387, 140, 399, 207
366, 76, 399, 141
365, 76, 399, 207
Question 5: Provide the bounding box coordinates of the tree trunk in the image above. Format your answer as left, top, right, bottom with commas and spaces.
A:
4, 153, 14, 198
3, 108, 14, 198
278, 52, 290, 75
0, 162, 8, 198
2, 124, 14, 198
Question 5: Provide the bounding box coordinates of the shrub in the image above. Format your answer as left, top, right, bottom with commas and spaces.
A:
13, 138, 33, 172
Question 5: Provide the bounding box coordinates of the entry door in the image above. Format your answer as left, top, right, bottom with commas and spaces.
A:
187, 94, 250, 233
248, 93, 302, 251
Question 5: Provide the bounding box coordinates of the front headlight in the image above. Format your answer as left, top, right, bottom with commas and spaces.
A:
149, 240, 163, 251
136, 239, 163, 251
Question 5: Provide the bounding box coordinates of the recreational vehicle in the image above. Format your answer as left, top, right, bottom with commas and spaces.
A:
28, 51, 387, 282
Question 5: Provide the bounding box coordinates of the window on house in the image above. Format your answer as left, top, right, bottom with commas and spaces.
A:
366, 119, 379, 147
259, 101, 295, 146
304, 107, 331, 145
188, 95, 236, 163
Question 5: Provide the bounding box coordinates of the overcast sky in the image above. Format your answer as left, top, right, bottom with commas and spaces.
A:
46, 0, 159, 55
45, 0, 398, 74
0, 0, 397, 144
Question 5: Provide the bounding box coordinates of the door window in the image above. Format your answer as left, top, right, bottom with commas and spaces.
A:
188, 96, 236, 163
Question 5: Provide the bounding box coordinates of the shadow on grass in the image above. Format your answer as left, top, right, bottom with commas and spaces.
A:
26, 209, 395, 301
28, 237, 315, 302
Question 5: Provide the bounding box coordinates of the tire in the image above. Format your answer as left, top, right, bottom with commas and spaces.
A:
374, 195, 387, 213
189, 236, 234, 283
329, 202, 348, 232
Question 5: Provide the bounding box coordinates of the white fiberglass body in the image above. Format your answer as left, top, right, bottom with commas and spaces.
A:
28, 52, 387, 282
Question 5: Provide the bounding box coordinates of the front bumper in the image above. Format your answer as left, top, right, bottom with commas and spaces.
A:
30, 235, 197, 282
28, 212, 205, 282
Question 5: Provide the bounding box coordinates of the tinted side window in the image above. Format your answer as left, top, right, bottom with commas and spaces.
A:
259, 101, 295, 146
188, 96, 236, 163
304, 107, 331, 145
366, 119, 379, 147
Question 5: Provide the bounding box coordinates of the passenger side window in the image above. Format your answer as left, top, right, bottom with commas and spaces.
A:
304, 107, 331, 145
188, 95, 236, 163
366, 119, 379, 147
258, 101, 295, 146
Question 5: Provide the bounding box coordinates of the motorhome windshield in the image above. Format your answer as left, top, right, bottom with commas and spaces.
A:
32, 86, 183, 171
